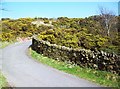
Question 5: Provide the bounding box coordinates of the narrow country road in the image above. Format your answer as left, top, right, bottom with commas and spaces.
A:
1, 40, 102, 87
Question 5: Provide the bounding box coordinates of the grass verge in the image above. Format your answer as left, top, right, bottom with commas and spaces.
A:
0, 41, 12, 49
0, 41, 12, 88
0, 72, 8, 88
29, 48, 120, 88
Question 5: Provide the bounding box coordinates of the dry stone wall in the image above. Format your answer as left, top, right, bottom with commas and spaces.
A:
31, 37, 120, 75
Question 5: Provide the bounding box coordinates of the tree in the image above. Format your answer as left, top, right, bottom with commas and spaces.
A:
98, 6, 115, 36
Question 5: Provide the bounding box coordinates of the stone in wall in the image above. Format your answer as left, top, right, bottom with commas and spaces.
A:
31, 38, 120, 75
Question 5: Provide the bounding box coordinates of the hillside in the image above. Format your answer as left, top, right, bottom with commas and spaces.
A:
0, 16, 119, 54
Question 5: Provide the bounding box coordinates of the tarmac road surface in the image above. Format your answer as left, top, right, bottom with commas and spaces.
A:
1, 40, 102, 87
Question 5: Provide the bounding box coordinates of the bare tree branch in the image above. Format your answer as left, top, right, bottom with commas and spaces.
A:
98, 6, 115, 36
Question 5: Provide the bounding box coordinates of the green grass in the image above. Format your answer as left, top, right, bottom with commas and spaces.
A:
29, 48, 120, 88
0, 42, 12, 88
0, 72, 8, 88
0, 41, 12, 49
0, 41, 9, 88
